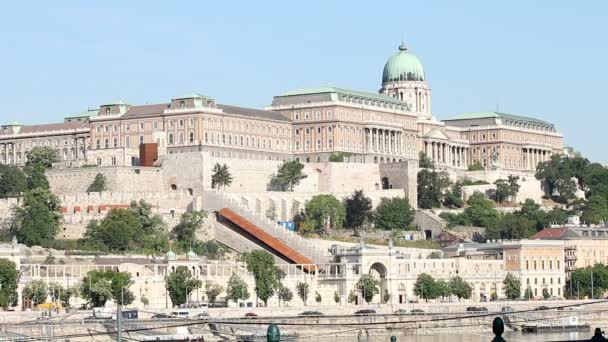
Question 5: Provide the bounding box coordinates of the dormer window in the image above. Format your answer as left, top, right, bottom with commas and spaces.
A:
179, 101, 186, 109
105, 108, 111, 114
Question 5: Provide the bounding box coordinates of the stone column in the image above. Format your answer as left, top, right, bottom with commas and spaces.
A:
464, 148, 468, 168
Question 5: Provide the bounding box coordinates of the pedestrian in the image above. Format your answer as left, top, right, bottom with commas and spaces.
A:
591, 328, 607, 341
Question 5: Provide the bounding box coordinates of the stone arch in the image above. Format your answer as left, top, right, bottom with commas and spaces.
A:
398, 283, 406, 303
369, 262, 388, 303
381, 177, 389, 190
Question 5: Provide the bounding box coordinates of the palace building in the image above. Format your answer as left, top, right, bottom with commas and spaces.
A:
0, 43, 563, 172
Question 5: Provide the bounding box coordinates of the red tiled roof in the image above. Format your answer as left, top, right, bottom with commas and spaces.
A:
531, 228, 566, 239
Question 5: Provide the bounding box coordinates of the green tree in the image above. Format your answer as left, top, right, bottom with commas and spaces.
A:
344, 190, 373, 228
305, 194, 346, 233
87, 173, 107, 193
328, 152, 353, 162
524, 286, 534, 300
0, 259, 19, 309
581, 195, 608, 225
503, 273, 521, 300
211, 163, 233, 190
23, 279, 48, 306
418, 152, 434, 169
172, 210, 207, 248
226, 273, 249, 304
435, 280, 451, 299
24, 164, 49, 190
13, 188, 62, 246
296, 281, 309, 306
165, 266, 202, 307
334, 291, 341, 304
467, 160, 484, 171
0, 165, 28, 198
542, 288, 550, 300
81, 270, 134, 307
49, 283, 78, 308
205, 281, 223, 305
374, 197, 415, 230
494, 176, 520, 203
535, 154, 578, 203
414, 273, 437, 300
463, 192, 500, 229
25, 146, 59, 168
355, 274, 380, 304
491, 291, 498, 301
278, 285, 293, 306
569, 264, 608, 299
417, 169, 451, 209
85, 208, 142, 251
129, 200, 169, 253
244, 250, 284, 305
487, 213, 535, 240
449, 276, 472, 300
315, 291, 322, 303
275, 160, 307, 191
443, 182, 464, 208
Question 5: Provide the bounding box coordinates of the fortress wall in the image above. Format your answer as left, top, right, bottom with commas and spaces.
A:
47, 166, 164, 194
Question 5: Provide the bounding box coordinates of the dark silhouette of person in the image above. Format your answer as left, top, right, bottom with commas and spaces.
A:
591, 328, 607, 341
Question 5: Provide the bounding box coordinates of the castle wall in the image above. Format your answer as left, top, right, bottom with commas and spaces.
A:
47, 166, 164, 194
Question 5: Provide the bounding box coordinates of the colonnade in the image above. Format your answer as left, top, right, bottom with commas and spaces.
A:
423, 140, 469, 168
0, 137, 87, 166
523, 147, 551, 170
365, 127, 407, 155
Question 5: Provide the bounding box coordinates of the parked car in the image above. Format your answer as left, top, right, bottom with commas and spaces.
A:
151, 313, 172, 319
394, 309, 408, 315
501, 306, 514, 313
354, 309, 376, 316
195, 312, 210, 319
535, 306, 550, 311
466, 307, 488, 313
298, 311, 324, 317
410, 309, 425, 314
244, 312, 259, 319
170, 311, 190, 318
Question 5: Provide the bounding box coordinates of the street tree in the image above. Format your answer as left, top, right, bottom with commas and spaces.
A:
435, 280, 451, 299
165, 266, 202, 307
355, 274, 380, 304
13, 188, 62, 246
305, 194, 345, 233
296, 281, 310, 306
0, 259, 19, 309
205, 281, 224, 305
503, 273, 521, 300
417, 169, 451, 209
463, 192, 500, 229
449, 276, 472, 300
23, 279, 48, 306
211, 163, 233, 190
344, 190, 372, 228
374, 197, 415, 230
315, 292, 322, 303
278, 285, 293, 306
87, 173, 107, 192
414, 273, 437, 300
244, 250, 284, 305
81, 270, 134, 307
226, 273, 249, 304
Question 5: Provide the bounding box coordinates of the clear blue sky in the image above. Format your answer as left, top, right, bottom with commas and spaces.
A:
1, 1, 606, 162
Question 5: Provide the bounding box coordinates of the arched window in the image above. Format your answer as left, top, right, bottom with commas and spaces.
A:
168, 133, 174, 145
105, 107, 111, 114
179, 119, 184, 127
104, 138, 109, 148
169, 120, 174, 128
179, 100, 185, 109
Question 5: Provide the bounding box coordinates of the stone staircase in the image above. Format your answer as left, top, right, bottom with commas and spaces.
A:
201, 191, 329, 264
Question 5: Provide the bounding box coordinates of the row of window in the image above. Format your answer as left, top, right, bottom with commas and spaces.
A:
525, 259, 561, 271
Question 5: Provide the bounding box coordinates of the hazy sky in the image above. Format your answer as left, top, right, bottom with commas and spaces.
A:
0, 1, 606, 161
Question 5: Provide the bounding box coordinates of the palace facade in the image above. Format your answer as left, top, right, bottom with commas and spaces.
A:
0, 43, 563, 172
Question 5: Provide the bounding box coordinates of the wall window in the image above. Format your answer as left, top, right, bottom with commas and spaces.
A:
153, 121, 158, 129
169, 120, 174, 128
105, 108, 111, 114
104, 138, 109, 148
189, 132, 194, 143
96, 139, 100, 149
179, 119, 184, 127
113, 137, 118, 147
179, 100, 185, 109
304, 112, 309, 120
113, 125, 117, 132
294, 112, 300, 120
179, 132, 184, 144
104, 126, 109, 133
189, 118, 194, 127
327, 111, 333, 118
139, 122, 144, 130
139, 136, 144, 145
168, 133, 174, 145
96, 126, 100, 133
125, 136, 130, 148
111, 157, 117, 166
315, 111, 321, 119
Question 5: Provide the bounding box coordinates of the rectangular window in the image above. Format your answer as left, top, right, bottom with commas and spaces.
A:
111, 157, 117, 166
140, 122, 144, 130
153, 122, 158, 129
139, 136, 144, 145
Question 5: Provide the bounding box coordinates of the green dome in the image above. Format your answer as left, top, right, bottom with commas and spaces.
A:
382, 43, 425, 83
166, 249, 176, 260
187, 249, 197, 259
